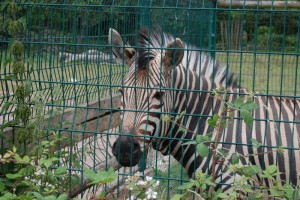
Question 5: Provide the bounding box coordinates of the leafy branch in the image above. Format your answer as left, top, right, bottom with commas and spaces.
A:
164, 88, 300, 199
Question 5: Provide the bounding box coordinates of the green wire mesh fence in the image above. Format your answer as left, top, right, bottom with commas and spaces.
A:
0, 0, 300, 199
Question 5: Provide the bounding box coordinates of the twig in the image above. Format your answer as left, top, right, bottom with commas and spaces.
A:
208, 92, 228, 194
187, 189, 206, 200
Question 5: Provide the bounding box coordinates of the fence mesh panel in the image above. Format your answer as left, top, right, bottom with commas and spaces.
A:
0, 0, 300, 199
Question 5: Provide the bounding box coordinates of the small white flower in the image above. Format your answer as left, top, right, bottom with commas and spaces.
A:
154, 180, 160, 187
146, 188, 157, 199
135, 172, 141, 176
137, 180, 146, 186
48, 183, 52, 187
24, 176, 29, 180
145, 176, 153, 182
126, 195, 136, 200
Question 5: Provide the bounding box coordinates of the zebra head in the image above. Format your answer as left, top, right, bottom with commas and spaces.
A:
109, 28, 184, 167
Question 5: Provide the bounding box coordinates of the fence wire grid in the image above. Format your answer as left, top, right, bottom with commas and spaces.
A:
1, 0, 300, 199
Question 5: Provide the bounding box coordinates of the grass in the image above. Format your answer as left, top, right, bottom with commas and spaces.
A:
2, 51, 300, 97
154, 162, 189, 200
153, 162, 204, 200
0, 51, 123, 107
216, 52, 300, 96
2, 51, 300, 117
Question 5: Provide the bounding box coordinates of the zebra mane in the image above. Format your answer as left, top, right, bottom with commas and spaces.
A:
137, 26, 174, 69
137, 27, 237, 87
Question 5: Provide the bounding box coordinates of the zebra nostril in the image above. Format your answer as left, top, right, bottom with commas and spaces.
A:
133, 141, 140, 153
112, 141, 118, 156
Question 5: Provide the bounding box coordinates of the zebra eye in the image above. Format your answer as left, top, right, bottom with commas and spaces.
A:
152, 91, 164, 99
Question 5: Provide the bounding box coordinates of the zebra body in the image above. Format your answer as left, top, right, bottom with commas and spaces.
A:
109, 27, 300, 191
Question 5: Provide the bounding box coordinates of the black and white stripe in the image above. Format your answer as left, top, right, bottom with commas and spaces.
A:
111, 27, 300, 192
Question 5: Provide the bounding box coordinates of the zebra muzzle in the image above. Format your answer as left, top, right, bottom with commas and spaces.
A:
112, 135, 142, 167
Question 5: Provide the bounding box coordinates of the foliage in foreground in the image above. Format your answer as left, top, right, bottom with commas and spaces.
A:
167, 88, 300, 200
0, 2, 118, 199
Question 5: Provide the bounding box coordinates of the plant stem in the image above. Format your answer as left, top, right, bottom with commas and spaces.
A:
208, 92, 228, 194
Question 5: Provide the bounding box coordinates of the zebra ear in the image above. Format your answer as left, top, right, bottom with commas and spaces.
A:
163, 38, 184, 70
108, 28, 135, 65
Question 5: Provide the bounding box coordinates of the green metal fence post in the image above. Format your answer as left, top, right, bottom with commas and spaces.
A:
209, 0, 217, 58
138, 0, 151, 172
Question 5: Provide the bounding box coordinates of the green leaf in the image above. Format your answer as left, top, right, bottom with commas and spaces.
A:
251, 138, 262, 148
84, 167, 96, 181
182, 141, 198, 146
208, 119, 217, 127
25, 79, 32, 96
269, 188, 282, 197
6, 173, 23, 179
241, 165, 260, 177
194, 136, 200, 143
4, 75, 17, 81
22, 155, 30, 163
254, 193, 264, 199
213, 114, 220, 121
54, 167, 67, 176
233, 97, 244, 108
171, 193, 186, 200
32, 192, 45, 200
177, 182, 195, 190
18, 17, 27, 30
277, 146, 285, 154
265, 165, 278, 175
216, 193, 228, 199
17, 180, 31, 187
292, 189, 299, 200
242, 185, 254, 193
85, 167, 117, 185
40, 157, 58, 169
196, 135, 210, 143
1, 120, 18, 130
197, 143, 209, 157
226, 102, 234, 108
240, 109, 254, 127
204, 177, 216, 186
171, 194, 186, 200
217, 149, 229, 159
4, 58, 12, 66
282, 184, 295, 199
162, 115, 172, 122
0, 192, 15, 200
241, 101, 259, 111
175, 112, 185, 120
44, 196, 56, 200
178, 126, 187, 132
231, 153, 239, 165
1, 102, 13, 114
97, 192, 107, 198
0, 1, 10, 12
0, 182, 5, 192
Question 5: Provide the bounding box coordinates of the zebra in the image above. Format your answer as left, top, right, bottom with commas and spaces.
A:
109, 27, 300, 192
